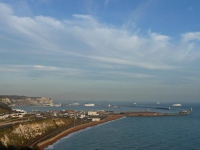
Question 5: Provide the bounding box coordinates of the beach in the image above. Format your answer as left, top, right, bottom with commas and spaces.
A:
37, 114, 124, 150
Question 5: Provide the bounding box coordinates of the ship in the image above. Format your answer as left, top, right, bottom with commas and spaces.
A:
172, 104, 182, 106
179, 110, 189, 114
68, 103, 80, 106
84, 103, 95, 106
108, 104, 118, 108
54, 103, 61, 107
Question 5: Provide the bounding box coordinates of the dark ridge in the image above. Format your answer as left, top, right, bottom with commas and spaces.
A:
0, 95, 41, 100
0, 103, 12, 112
0, 95, 28, 99
0, 142, 32, 150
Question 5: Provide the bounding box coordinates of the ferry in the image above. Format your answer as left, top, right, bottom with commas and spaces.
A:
68, 103, 80, 106
54, 103, 61, 107
84, 103, 95, 106
172, 104, 182, 106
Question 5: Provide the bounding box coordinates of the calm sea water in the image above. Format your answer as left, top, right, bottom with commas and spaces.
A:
13, 101, 190, 114
43, 102, 200, 150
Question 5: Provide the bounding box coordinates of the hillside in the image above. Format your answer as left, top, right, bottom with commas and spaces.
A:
0, 104, 12, 114
0, 118, 73, 148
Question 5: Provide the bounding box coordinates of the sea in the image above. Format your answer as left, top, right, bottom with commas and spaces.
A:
13, 102, 200, 150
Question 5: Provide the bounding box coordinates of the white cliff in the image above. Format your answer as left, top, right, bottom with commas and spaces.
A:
0, 119, 65, 147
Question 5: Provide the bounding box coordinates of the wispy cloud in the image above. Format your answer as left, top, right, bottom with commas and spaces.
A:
104, 0, 116, 7
0, 65, 59, 72
0, 2, 200, 83
33, 65, 59, 71
0, 66, 21, 72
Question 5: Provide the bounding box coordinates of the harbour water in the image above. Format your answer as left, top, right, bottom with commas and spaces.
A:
37, 102, 200, 150
13, 101, 191, 114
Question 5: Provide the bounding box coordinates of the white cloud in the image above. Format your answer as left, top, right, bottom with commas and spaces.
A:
33, 65, 59, 71
73, 14, 93, 20
1, 2, 200, 102
181, 32, 200, 42
0, 3, 13, 15
150, 33, 170, 42
0, 1, 200, 75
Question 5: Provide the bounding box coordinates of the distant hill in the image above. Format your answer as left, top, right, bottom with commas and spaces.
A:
0, 95, 40, 100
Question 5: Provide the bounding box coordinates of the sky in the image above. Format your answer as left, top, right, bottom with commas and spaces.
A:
0, 0, 200, 102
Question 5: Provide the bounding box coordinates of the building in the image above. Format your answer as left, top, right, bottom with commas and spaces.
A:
92, 118, 101, 121
88, 111, 99, 116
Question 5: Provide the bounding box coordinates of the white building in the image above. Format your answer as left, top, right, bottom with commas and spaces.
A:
79, 114, 85, 119
92, 118, 101, 121
88, 111, 99, 116
12, 109, 27, 115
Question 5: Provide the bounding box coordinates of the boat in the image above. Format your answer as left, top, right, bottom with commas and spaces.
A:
54, 103, 61, 107
172, 104, 182, 106
190, 107, 193, 111
84, 103, 95, 106
108, 104, 118, 108
179, 110, 189, 114
68, 103, 80, 106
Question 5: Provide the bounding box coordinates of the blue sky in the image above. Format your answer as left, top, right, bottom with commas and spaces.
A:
0, 0, 200, 102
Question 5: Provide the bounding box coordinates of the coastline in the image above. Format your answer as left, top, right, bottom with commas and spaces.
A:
37, 114, 124, 150
36, 111, 189, 150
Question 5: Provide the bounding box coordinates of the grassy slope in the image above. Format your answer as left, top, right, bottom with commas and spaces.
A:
0, 108, 7, 114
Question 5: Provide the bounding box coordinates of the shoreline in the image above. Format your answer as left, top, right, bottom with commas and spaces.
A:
37, 114, 124, 150
36, 111, 189, 150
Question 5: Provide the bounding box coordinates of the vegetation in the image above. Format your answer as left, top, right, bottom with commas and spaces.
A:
0, 142, 32, 150
0, 108, 6, 114
0, 95, 28, 100
0, 104, 12, 113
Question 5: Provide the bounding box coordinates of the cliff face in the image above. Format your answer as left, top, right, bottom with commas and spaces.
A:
0, 95, 53, 106
0, 98, 11, 105
0, 119, 66, 147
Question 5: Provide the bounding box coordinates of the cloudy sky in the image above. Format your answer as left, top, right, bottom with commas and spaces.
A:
0, 0, 200, 102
